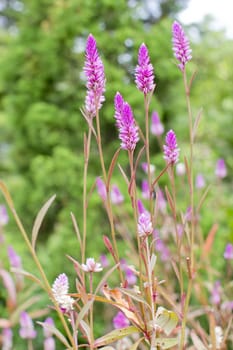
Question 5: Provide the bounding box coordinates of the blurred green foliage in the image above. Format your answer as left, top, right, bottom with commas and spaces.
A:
0, 0, 232, 348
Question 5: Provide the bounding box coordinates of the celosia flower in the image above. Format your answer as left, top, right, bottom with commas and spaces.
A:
81, 258, 103, 273
157, 188, 167, 214
113, 311, 130, 329
19, 311, 37, 339
0, 205, 9, 226
100, 254, 109, 268
43, 317, 55, 350
176, 162, 186, 176
114, 92, 139, 151
153, 230, 170, 262
8, 246, 22, 268
135, 43, 155, 94
52, 273, 74, 312
125, 266, 137, 285
150, 111, 164, 136
96, 177, 107, 201
172, 21, 192, 72
223, 243, 233, 260
210, 281, 221, 305
110, 184, 124, 204
84, 34, 105, 117
138, 212, 153, 237
2, 328, 13, 350
163, 129, 179, 164
215, 158, 227, 179
141, 162, 156, 174
141, 179, 150, 200
195, 173, 206, 189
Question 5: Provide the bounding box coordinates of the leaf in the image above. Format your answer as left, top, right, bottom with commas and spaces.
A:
76, 299, 94, 326
192, 108, 203, 141
32, 194, 56, 250
106, 148, 121, 190
37, 321, 71, 348
118, 288, 150, 309
149, 254, 157, 274
129, 337, 144, 350
154, 337, 178, 349
155, 307, 178, 336
79, 320, 91, 344
94, 326, 139, 347
11, 268, 43, 288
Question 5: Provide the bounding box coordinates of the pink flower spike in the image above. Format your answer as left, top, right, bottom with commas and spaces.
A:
100, 254, 109, 268
2, 328, 13, 350
96, 177, 107, 201
210, 281, 221, 305
215, 158, 227, 179
141, 162, 156, 174
43, 317, 54, 338
163, 129, 179, 164
223, 243, 233, 260
138, 212, 153, 237
8, 246, 22, 268
135, 43, 155, 94
113, 311, 130, 329
0, 205, 9, 226
141, 180, 150, 200
19, 312, 37, 340
150, 111, 164, 136
110, 184, 124, 205
84, 34, 105, 117
195, 173, 206, 189
52, 273, 74, 312
81, 258, 103, 273
172, 21, 192, 72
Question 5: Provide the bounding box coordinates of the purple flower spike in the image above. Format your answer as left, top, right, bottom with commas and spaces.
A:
210, 281, 221, 305
172, 21, 192, 72
19, 311, 37, 340
110, 184, 124, 205
0, 205, 9, 226
114, 92, 139, 151
84, 34, 105, 117
113, 311, 130, 329
8, 246, 22, 268
141, 180, 150, 200
163, 129, 179, 164
150, 111, 164, 136
224, 243, 233, 260
2, 328, 13, 350
96, 177, 107, 201
135, 43, 155, 94
215, 158, 227, 179
138, 212, 153, 237
52, 273, 74, 312
195, 173, 206, 189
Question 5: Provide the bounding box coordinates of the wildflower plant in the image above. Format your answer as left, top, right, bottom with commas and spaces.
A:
0, 21, 232, 350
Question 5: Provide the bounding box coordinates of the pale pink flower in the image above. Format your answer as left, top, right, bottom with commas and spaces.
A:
150, 111, 164, 136
19, 311, 37, 339
81, 258, 103, 273
96, 177, 107, 201
52, 273, 74, 312
2, 328, 13, 350
110, 184, 124, 204
223, 243, 233, 260
138, 212, 153, 237
215, 158, 227, 179
113, 311, 130, 329
0, 205, 9, 226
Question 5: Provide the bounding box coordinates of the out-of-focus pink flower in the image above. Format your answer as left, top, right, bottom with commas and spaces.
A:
100, 254, 109, 268
44, 337, 56, 350
195, 173, 206, 189
113, 311, 130, 329
43, 317, 55, 350
210, 281, 221, 305
137, 199, 148, 216
19, 311, 37, 340
153, 230, 170, 262
157, 189, 167, 214
0, 205, 9, 226
141, 162, 155, 174
141, 180, 150, 200
125, 266, 137, 285
215, 159, 227, 179
135, 43, 155, 94
52, 273, 74, 312
96, 177, 107, 201
176, 162, 186, 176
223, 243, 233, 260
163, 130, 179, 164
110, 184, 124, 205
2, 328, 13, 350
81, 258, 103, 273
150, 111, 164, 136
8, 246, 22, 268
172, 21, 192, 72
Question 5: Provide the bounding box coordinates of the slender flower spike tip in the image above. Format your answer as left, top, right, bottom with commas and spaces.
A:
138, 212, 153, 237
19, 312, 37, 340
150, 111, 164, 136
223, 243, 233, 260
81, 258, 103, 273
84, 34, 105, 117
96, 177, 107, 201
215, 158, 227, 179
163, 129, 179, 164
135, 43, 155, 94
52, 273, 74, 312
172, 21, 192, 72
110, 184, 124, 205
114, 92, 139, 151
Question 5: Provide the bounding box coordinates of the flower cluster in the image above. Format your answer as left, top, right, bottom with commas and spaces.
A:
52, 273, 74, 312
135, 43, 155, 94
163, 129, 180, 164
172, 21, 192, 72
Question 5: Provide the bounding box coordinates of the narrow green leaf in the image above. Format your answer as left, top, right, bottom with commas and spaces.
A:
129, 337, 144, 350
94, 326, 139, 347
154, 337, 178, 349
76, 299, 94, 326
118, 287, 150, 309
32, 195, 56, 250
